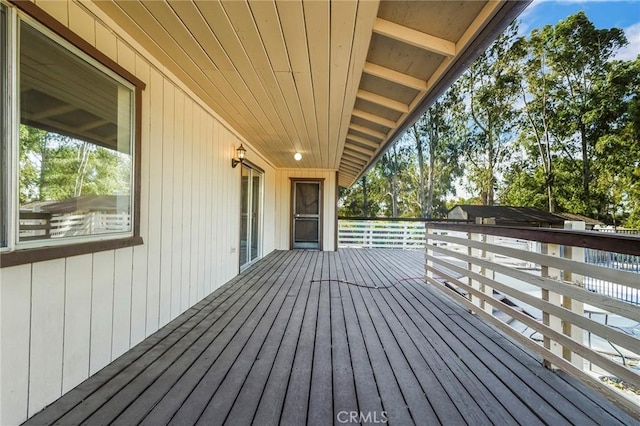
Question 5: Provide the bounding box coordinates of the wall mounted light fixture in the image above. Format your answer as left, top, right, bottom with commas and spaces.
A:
231, 144, 246, 168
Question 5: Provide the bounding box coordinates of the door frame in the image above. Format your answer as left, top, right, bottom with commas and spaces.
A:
289, 178, 324, 250
239, 161, 264, 271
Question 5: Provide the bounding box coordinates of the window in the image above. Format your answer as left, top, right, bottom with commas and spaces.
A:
18, 20, 133, 244
1, 3, 8, 248
1, 2, 144, 265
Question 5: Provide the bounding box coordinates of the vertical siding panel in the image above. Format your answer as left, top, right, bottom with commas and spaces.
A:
197, 116, 208, 299
0, 265, 31, 425
159, 80, 175, 326
171, 91, 185, 318
62, 255, 92, 393
68, 2, 95, 45
95, 22, 117, 62
204, 118, 214, 293
90, 251, 115, 375
220, 133, 232, 282
211, 124, 220, 285
131, 56, 151, 346
112, 248, 133, 359
29, 259, 65, 416
116, 39, 136, 75
213, 121, 223, 287
145, 69, 163, 335
190, 106, 201, 304
181, 99, 194, 311
34, 0, 68, 26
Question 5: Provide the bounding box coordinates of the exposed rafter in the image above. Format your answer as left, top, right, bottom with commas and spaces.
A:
340, 163, 361, 173
343, 148, 370, 162
348, 123, 386, 140
346, 134, 380, 150
362, 62, 427, 91
352, 109, 396, 129
356, 89, 408, 113
344, 143, 375, 156
342, 152, 368, 165
31, 104, 78, 120
373, 18, 456, 57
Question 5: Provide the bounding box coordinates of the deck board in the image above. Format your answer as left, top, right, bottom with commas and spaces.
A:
24, 249, 638, 426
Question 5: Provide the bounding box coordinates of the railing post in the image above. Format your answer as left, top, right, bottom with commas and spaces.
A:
562, 221, 585, 370
479, 218, 495, 315
542, 240, 563, 369
468, 218, 483, 310
425, 223, 433, 282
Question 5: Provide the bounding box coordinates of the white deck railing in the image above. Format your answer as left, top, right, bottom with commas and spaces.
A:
338, 219, 427, 249
338, 218, 640, 417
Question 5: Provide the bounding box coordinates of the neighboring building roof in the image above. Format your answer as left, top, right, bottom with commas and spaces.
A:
447, 205, 566, 226
554, 212, 603, 226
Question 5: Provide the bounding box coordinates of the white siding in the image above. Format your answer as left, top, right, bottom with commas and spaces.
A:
0, 1, 315, 424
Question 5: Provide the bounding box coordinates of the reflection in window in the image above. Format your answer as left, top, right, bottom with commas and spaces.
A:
18, 21, 133, 242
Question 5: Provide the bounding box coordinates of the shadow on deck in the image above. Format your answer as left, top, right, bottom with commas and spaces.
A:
24, 249, 635, 425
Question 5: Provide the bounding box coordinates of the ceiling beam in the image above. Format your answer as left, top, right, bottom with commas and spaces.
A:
341, 161, 363, 171
356, 89, 408, 113
343, 148, 370, 162
346, 134, 380, 150
352, 109, 396, 129
348, 123, 386, 140
341, 161, 364, 173
363, 62, 427, 91
342, 153, 368, 165
31, 104, 78, 120
78, 119, 110, 132
340, 164, 361, 174
344, 142, 375, 156
373, 18, 456, 57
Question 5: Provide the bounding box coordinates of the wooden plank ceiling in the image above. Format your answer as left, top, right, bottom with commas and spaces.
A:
95, 0, 528, 187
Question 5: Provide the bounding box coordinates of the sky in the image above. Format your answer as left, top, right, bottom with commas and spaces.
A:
518, 0, 640, 61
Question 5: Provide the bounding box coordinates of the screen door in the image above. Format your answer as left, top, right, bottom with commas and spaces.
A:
292, 180, 321, 249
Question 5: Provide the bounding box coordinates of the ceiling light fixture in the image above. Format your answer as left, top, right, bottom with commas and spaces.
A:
294, 152, 302, 161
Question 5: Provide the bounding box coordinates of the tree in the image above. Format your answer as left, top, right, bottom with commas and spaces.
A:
460, 22, 519, 206
19, 124, 131, 206
543, 12, 627, 212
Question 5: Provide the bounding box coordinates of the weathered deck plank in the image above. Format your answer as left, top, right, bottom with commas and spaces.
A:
24, 249, 638, 426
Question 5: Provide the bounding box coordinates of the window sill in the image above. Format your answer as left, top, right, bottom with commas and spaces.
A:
0, 236, 144, 268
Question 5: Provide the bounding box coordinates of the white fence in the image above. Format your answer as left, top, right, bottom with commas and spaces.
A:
338, 219, 640, 416
338, 220, 426, 249
19, 212, 131, 240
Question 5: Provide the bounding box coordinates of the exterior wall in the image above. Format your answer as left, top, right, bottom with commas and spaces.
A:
274, 169, 337, 251
0, 1, 277, 424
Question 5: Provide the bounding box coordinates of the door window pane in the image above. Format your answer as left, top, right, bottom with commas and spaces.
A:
18, 21, 133, 242
240, 165, 262, 269
295, 182, 319, 215
240, 166, 249, 265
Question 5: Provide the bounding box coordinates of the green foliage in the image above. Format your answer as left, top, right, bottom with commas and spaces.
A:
19, 124, 131, 206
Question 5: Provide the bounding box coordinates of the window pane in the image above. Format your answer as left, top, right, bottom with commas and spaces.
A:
19, 21, 133, 242
1, 4, 8, 247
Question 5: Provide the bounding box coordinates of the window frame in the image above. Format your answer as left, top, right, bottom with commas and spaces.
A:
1, 1, 145, 268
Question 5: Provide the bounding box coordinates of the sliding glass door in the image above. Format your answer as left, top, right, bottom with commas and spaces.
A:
240, 164, 263, 270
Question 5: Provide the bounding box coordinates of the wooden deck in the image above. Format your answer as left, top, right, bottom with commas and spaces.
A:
24, 249, 636, 426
